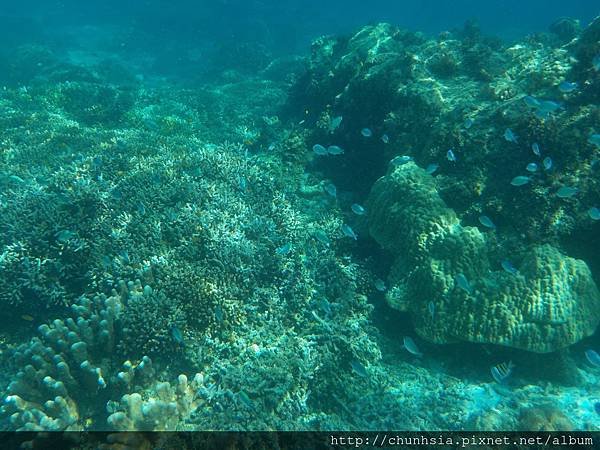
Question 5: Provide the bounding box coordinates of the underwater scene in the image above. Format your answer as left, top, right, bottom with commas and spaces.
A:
1, 0, 600, 435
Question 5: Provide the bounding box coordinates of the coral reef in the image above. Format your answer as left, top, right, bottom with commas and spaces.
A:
1, 13, 599, 433
367, 162, 600, 352
1, 283, 203, 431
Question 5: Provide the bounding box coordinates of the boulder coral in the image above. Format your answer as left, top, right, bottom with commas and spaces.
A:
367, 162, 600, 352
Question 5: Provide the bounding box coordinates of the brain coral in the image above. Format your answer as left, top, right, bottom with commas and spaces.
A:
367, 162, 600, 353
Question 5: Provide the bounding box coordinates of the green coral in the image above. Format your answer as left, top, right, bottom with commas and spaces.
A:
367, 162, 600, 352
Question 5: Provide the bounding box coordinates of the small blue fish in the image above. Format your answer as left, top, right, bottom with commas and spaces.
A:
543, 157, 553, 171
267, 143, 276, 151
588, 134, 600, 148
351, 360, 368, 377
101, 255, 113, 269
446, 149, 457, 162
595, 402, 600, 416
523, 96, 540, 108
341, 224, 357, 240
237, 391, 254, 410
238, 177, 247, 192
55, 230, 75, 243
351, 203, 366, 215
535, 109, 550, 120
538, 100, 562, 114
170, 325, 185, 348
361, 128, 373, 138
531, 142, 541, 156
511, 176, 530, 186
558, 81, 577, 93
463, 118, 474, 129
592, 54, 600, 71
324, 183, 337, 197
327, 145, 345, 155
110, 188, 123, 200
276, 243, 291, 255
478, 215, 496, 229
214, 305, 224, 323
588, 207, 600, 221
585, 349, 600, 367
391, 155, 412, 166
455, 273, 472, 294
526, 163, 538, 173
501, 260, 518, 275
312, 144, 328, 155
426, 163, 439, 174
533, 100, 561, 120
329, 116, 343, 130
313, 230, 331, 246
557, 186, 578, 198
381, 134, 390, 144
403, 336, 423, 357
504, 128, 518, 143
374, 278, 386, 292
491, 361, 514, 384
118, 250, 130, 264
428, 301, 435, 320
317, 298, 332, 316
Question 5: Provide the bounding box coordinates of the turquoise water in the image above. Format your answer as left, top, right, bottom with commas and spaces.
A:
0, 1, 599, 433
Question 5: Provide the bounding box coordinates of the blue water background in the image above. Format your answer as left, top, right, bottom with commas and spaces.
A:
1, 0, 598, 54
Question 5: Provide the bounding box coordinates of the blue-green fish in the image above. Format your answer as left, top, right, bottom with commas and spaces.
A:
361, 128, 373, 137
478, 215, 496, 229
341, 224, 357, 240
526, 163, 538, 173
504, 128, 518, 143
511, 176, 530, 186
557, 186, 578, 198
324, 183, 337, 197
312, 144, 328, 155
428, 301, 435, 320
329, 116, 342, 131
588, 207, 600, 221
351, 360, 368, 377
276, 243, 291, 255
403, 336, 423, 357
391, 155, 412, 166
588, 134, 600, 148
351, 203, 366, 215
170, 325, 185, 348
374, 278, 386, 292
523, 96, 540, 108
585, 349, 600, 367
313, 230, 331, 246
327, 145, 345, 155
501, 260, 518, 276
455, 273, 472, 294
558, 81, 577, 93
426, 163, 439, 174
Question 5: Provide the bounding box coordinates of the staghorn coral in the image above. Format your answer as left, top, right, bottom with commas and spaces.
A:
367, 162, 600, 352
